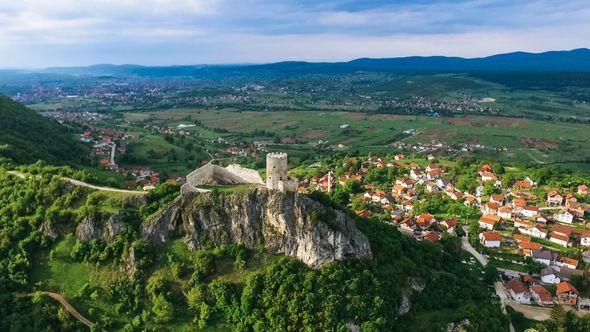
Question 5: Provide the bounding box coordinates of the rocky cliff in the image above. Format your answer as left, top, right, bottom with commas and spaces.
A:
141, 188, 372, 268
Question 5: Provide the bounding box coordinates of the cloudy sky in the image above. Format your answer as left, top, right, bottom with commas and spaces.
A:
0, 0, 589, 68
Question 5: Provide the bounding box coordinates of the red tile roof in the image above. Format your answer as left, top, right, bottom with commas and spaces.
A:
481, 231, 503, 241
530, 285, 552, 302
556, 282, 578, 295
506, 278, 528, 294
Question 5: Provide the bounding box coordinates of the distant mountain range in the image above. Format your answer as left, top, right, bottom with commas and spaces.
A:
4, 48, 590, 80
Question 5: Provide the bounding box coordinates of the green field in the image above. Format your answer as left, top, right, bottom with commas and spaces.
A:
124, 108, 590, 172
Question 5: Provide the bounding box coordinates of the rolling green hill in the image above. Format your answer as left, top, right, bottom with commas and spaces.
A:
0, 94, 88, 164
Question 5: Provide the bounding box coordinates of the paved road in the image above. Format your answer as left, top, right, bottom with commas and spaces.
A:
461, 227, 516, 332
26, 292, 97, 328
7, 170, 146, 195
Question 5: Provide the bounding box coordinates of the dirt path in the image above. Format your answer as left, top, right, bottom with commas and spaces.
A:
26, 292, 97, 329
7, 170, 146, 195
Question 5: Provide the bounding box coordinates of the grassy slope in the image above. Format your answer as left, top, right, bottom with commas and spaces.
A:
0, 94, 88, 164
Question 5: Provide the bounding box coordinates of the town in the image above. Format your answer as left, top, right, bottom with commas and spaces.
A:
296, 154, 590, 317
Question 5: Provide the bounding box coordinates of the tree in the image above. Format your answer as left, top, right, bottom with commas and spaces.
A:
550, 305, 566, 330
151, 295, 173, 324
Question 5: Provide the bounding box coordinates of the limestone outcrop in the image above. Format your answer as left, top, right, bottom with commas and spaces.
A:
76, 214, 125, 244
141, 188, 372, 268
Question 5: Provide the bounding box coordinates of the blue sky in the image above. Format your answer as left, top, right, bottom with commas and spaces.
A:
0, 0, 589, 67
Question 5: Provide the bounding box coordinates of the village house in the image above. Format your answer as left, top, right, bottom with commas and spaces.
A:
436, 178, 453, 189
399, 219, 416, 235
445, 188, 463, 201
553, 210, 574, 224
404, 189, 418, 201
580, 232, 590, 247
421, 231, 441, 242
427, 169, 444, 180
540, 266, 561, 284
441, 219, 457, 234
425, 182, 438, 193
514, 177, 535, 190
485, 202, 499, 214
416, 213, 437, 229
479, 231, 502, 248
490, 194, 505, 205
410, 169, 424, 180
519, 224, 548, 239
356, 210, 373, 218
547, 190, 564, 206
512, 197, 527, 209
513, 233, 531, 244
530, 285, 554, 306
565, 194, 578, 207
391, 209, 406, 221
480, 171, 498, 183
519, 241, 543, 256
536, 214, 549, 224
532, 250, 558, 266
505, 279, 531, 304
514, 219, 532, 229
556, 282, 579, 306
464, 195, 476, 206
478, 214, 501, 230
578, 184, 589, 196
402, 201, 413, 211
555, 257, 578, 270
520, 206, 539, 218
550, 232, 570, 247
552, 225, 573, 238
394, 153, 405, 160
568, 203, 585, 218
497, 206, 512, 220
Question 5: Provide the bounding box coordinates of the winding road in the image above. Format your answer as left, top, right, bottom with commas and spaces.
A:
7, 170, 146, 195
26, 292, 97, 329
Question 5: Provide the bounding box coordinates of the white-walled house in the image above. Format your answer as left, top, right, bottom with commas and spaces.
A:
505, 279, 531, 304
521, 206, 539, 218
553, 211, 574, 224
479, 231, 502, 248
540, 266, 561, 284
581, 233, 590, 247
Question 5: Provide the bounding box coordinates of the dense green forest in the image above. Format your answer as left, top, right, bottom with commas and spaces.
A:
0, 94, 89, 164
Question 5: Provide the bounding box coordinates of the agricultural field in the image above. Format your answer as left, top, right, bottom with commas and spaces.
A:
124, 107, 590, 173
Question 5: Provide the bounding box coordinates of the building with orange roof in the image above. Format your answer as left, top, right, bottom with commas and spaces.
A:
530, 285, 554, 306
505, 279, 530, 303
478, 214, 501, 230
479, 231, 503, 248
556, 282, 578, 306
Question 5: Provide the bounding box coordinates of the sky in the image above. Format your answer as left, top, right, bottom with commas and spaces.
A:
0, 0, 589, 68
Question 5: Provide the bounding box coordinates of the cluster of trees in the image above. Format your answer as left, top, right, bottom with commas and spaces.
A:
0, 94, 89, 165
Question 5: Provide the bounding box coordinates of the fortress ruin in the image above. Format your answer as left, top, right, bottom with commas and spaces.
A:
180, 152, 297, 194
266, 152, 298, 193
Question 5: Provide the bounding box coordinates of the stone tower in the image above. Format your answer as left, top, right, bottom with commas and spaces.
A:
266, 152, 297, 192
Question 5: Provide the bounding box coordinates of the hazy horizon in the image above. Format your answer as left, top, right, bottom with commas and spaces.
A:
1, 0, 589, 68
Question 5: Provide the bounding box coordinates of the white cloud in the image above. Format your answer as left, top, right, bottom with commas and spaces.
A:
0, 0, 588, 67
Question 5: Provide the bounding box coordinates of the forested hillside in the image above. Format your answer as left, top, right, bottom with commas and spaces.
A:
0, 94, 88, 164
0, 166, 508, 331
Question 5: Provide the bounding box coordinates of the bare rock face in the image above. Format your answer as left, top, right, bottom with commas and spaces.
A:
76, 214, 125, 244
39, 220, 68, 240
141, 188, 372, 268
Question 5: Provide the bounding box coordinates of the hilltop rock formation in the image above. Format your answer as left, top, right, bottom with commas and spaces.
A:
141, 188, 372, 268
76, 214, 125, 244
